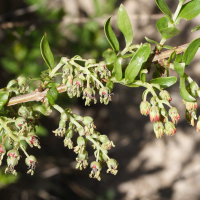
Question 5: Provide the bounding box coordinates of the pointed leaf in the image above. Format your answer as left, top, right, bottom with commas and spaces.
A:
114, 57, 123, 81
149, 76, 177, 89
0, 92, 9, 110
182, 38, 200, 66
175, 54, 182, 63
117, 4, 133, 48
145, 37, 158, 45
168, 51, 176, 63
155, 0, 172, 21
104, 16, 119, 54
125, 44, 151, 83
156, 17, 179, 39
180, 77, 196, 102
176, 0, 200, 24
174, 62, 185, 77
40, 33, 54, 70
102, 49, 117, 64
191, 25, 200, 32
46, 87, 58, 106
162, 45, 175, 50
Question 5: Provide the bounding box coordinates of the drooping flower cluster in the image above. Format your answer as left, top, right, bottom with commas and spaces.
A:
51, 108, 117, 180
0, 104, 40, 175
140, 89, 179, 138
62, 58, 112, 106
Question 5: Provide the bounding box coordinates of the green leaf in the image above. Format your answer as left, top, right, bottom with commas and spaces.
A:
176, 0, 200, 24
46, 87, 58, 106
145, 37, 158, 45
104, 16, 120, 54
175, 54, 182, 63
182, 38, 200, 66
35, 105, 52, 116
102, 48, 117, 64
180, 77, 196, 102
125, 44, 151, 83
106, 80, 114, 91
156, 17, 179, 39
155, 0, 172, 21
0, 92, 9, 110
168, 51, 176, 63
117, 4, 133, 48
40, 33, 54, 70
114, 57, 123, 81
162, 45, 175, 50
191, 25, 200, 32
122, 53, 135, 58
47, 82, 60, 88
149, 76, 177, 89
174, 62, 185, 77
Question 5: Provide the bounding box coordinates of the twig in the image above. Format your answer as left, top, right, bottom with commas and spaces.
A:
6, 42, 190, 106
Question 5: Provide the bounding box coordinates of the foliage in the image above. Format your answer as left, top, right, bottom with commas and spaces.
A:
1, 0, 200, 181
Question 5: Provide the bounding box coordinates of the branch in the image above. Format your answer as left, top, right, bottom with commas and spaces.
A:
152, 43, 189, 62
6, 42, 190, 107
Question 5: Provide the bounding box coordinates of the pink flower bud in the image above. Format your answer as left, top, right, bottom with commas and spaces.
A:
159, 90, 172, 102
165, 122, 176, 136
153, 122, 164, 138
169, 107, 180, 124
185, 110, 197, 127
149, 106, 160, 122
184, 101, 197, 111
140, 101, 151, 116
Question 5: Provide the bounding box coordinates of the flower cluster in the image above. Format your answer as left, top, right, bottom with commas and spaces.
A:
62, 58, 112, 106
51, 108, 117, 180
0, 104, 40, 175
140, 89, 180, 138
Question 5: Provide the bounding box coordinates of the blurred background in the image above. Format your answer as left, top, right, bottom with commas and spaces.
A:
0, 0, 200, 199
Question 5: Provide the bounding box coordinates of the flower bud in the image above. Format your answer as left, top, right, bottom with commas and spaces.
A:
5, 149, 20, 175
185, 110, 197, 126
184, 101, 197, 111
15, 117, 26, 129
107, 159, 118, 175
140, 101, 151, 116
165, 121, 176, 136
73, 78, 84, 87
159, 90, 172, 101
26, 133, 41, 148
76, 150, 88, 170
74, 136, 86, 154
153, 122, 164, 138
18, 106, 29, 117
62, 63, 73, 75
149, 106, 160, 122
25, 155, 37, 175
17, 76, 27, 86
169, 107, 180, 124
89, 161, 102, 181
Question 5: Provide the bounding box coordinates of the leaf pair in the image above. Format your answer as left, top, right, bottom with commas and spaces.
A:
104, 4, 133, 54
